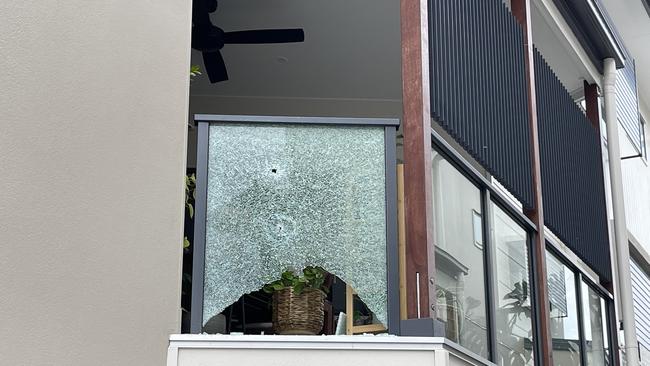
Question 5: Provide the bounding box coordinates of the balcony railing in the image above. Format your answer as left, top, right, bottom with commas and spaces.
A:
190, 115, 401, 335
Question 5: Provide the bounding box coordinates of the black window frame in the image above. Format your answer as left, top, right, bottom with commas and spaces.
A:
579, 275, 616, 366
432, 128, 538, 364
432, 127, 616, 366
545, 244, 615, 366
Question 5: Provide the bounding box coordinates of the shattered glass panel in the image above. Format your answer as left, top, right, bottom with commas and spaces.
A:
203, 122, 388, 327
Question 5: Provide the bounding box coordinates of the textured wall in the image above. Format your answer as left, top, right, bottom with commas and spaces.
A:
0, 1, 191, 365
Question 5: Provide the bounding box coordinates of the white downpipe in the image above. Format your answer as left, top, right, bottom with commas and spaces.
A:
603, 57, 639, 366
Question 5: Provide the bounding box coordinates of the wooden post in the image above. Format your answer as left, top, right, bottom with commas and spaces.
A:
397, 164, 408, 321
345, 285, 387, 334
400, 0, 436, 319
346, 285, 353, 335
584, 81, 601, 131
511, 0, 553, 364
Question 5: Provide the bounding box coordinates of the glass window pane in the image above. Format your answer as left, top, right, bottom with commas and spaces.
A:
432, 150, 488, 358
202, 123, 388, 328
581, 282, 610, 366
492, 204, 534, 366
546, 252, 582, 365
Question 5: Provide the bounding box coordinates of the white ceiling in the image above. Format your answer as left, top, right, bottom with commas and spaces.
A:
601, 0, 650, 115
190, 0, 402, 101
531, 0, 598, 94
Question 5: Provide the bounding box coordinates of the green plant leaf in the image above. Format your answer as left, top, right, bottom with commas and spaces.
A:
262, 266, 330, 295
183, 236, 190, 249
262, 284, 275, 294
190, 65, 202, 79
294, 282, 305, 295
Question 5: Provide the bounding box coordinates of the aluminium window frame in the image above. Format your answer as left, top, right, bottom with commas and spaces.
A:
544, 248, 586, 365
189, 114, 401, 335
545, 245, 615, 366
430, 128, 537, 232
431, 127, 615, 366
579, 275, 616, 366
431, 127, 538, 363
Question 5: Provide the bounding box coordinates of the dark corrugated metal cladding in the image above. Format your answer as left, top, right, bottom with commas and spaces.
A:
428, 0, 534, 209
428, 0, 610, 281
534, 48, 611, 282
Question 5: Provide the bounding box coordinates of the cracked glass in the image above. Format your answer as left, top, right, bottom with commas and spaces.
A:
202, 122, 388, 327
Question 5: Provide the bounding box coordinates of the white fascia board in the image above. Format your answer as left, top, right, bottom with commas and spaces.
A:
585, 0, 626, 63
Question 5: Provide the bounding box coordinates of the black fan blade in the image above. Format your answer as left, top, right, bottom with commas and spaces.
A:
202, 51, 228, 83
206, 0, 218, 13
223, 29, 305, 44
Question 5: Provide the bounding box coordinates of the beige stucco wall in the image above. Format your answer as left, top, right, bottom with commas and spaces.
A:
0, 1, 191, 365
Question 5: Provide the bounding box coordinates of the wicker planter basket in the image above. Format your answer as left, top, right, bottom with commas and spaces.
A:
272, 287, 324, 335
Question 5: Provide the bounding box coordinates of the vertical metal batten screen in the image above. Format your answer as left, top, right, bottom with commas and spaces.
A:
617, 59, 643, 153
429, 0, 534, 209
534, 49, 611, 282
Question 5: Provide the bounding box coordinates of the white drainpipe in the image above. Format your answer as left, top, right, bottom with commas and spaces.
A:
603, 57, 639, 366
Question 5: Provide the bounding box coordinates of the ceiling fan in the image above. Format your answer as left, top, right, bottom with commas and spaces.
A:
192, 0, 305, 83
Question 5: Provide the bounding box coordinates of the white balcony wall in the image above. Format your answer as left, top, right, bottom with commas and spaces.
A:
167, 335, 494, 366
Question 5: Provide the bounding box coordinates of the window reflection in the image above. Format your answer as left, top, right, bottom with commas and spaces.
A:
546, 252, 582, 366
432, 150, 489, 358
581, 282, 610, 365
492, 204, 534, 366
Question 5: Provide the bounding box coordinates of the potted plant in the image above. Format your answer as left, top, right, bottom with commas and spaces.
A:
263, 266, 329, 335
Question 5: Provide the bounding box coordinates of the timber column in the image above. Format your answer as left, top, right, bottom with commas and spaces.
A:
511, 0, 554, 364
400, 0, 437, 321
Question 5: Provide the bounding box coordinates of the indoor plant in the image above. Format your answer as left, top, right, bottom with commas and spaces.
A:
263, 266, 329, 335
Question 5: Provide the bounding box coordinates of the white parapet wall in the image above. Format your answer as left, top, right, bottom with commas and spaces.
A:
167, 335, 494, 366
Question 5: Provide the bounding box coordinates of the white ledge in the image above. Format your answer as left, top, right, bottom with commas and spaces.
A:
170, 334, 447, 350
168, 334, 494, 366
